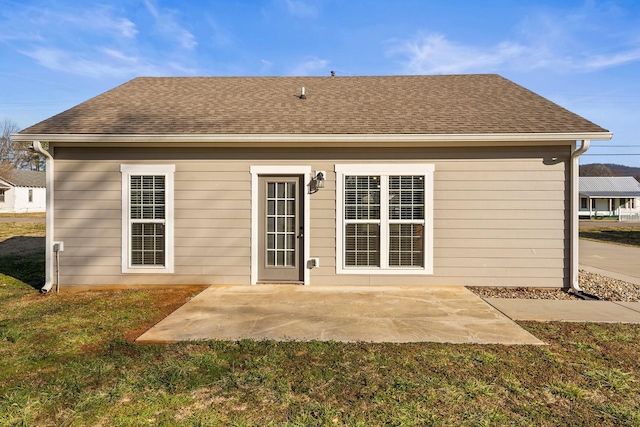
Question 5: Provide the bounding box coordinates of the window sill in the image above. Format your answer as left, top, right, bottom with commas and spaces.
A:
122, 266, 173, 274
337, 267, 433, 275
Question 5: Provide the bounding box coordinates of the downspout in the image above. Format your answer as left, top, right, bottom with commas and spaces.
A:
31, 141, 55, 293
570, 139, 589, 294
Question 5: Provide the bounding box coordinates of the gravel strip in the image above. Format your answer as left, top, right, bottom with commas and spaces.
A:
579, 270, 640, 302
467, 270, 640, 302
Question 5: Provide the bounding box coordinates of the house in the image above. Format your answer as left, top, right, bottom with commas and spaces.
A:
0, 170, 46, 213
12, 74, 612, 293
579, 176, 640, 220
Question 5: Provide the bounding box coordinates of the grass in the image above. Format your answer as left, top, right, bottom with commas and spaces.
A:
0, 221, 45, 241
1, 280, 640, 427
0, 211, 45, 218
0, 219, 46, 289
579, 225, 640, 248
2, 222, 640, 425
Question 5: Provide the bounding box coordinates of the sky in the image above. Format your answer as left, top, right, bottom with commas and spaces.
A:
1, 0, 639, 166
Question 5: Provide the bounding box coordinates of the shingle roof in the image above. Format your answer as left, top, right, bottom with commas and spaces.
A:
19, 74, 608, 136
580, 177, 640, 197
0, 170, 46, 188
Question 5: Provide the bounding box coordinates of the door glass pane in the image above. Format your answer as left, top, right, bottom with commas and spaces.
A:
266, 180, 297, 267
286, 251, 295, 266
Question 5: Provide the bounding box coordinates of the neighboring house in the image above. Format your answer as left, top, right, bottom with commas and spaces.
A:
579, 176, 640, 220
0, 170, 46, 213
13, 74, 612, 293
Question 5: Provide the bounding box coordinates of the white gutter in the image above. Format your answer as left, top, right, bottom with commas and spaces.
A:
11, 131, 613, 145
570, 139, 590, 294
31, 141, 55, 293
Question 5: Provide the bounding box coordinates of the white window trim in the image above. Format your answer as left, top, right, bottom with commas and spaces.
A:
121, 164, 175, 274
250, 166, 311, 285
335, 164, 434, 275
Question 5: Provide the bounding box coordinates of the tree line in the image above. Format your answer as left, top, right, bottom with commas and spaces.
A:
0, 118, 45, 178
580, 163, 640, 182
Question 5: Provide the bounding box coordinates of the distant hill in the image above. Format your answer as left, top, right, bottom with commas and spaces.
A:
580, 163, 640, 181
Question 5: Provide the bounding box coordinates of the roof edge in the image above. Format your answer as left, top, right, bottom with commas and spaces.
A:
580, 192, 640, 197
12, 132, 613, 145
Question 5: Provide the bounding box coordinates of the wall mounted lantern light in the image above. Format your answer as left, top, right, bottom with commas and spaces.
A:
310, 171, 325, 193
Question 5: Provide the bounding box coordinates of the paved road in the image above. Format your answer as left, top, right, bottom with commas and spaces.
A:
580, 239, 640, 286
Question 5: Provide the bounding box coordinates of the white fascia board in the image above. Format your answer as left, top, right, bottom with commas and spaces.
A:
11, 132, 613, 145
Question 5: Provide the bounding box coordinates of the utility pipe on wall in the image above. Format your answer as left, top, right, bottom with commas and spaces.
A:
570, 139, 589, 293
31, 141, 55, 293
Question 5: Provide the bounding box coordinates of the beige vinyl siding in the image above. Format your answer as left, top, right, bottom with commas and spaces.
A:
53, 144, 571, 289
54, 152, 253, 286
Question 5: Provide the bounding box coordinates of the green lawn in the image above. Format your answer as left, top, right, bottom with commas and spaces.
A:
1, 221, 640, 425
580, 225, 640, 248
1, 274, 639, 425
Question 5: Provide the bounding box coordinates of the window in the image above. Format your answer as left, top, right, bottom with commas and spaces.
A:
28, 189, 33, 203
591, 199, 596, 209
0, 189, 4, 203
336, 164, 434, 275
121, 165, 174, 273
580, 198, 588, 209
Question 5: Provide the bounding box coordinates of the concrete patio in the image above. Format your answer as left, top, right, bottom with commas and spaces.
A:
136, 285, 544, 345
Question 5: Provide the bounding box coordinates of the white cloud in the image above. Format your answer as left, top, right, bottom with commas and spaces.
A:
102, 48, 139, 63
20, 47, 164, 78
583, 49, 640, 70
0, 30, 43, 43
1, 2, 201, 78
0, 5, 137, 41
389, 3, 640, 75
143, 0, 160, 19
204, 15, 233, 48
114, 18, 138, 39
282, 0, 317, 18
261, 59, 274, 73
143, 0, 197, 50
390, 33, 526, 74
288, 57, 329, 76
389, 31, 640, 75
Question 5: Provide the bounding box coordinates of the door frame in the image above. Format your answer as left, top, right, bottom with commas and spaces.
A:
250, 166, 311, 285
